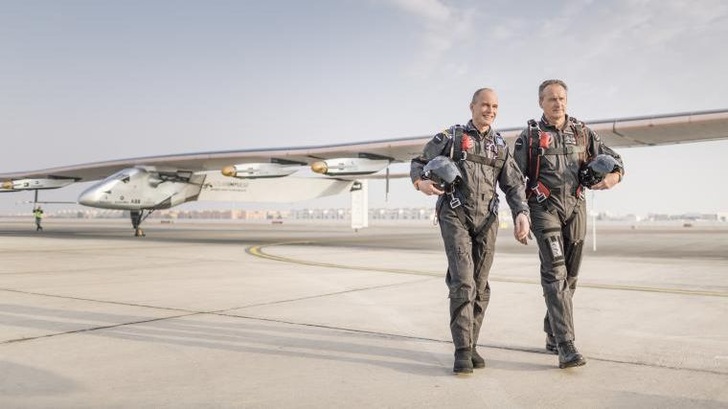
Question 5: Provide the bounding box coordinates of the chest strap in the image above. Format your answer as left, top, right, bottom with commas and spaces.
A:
459, 151, 505, 168
452, 126, 506, 169
526, 119, 590, 202
538, 145, 586, 155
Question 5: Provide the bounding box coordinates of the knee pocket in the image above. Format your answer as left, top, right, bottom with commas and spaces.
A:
542, 280, 568, 296
445, 243, 470, 258
542, 263, 568, 282
449, 287, 470, 301
475, 288, 490, 302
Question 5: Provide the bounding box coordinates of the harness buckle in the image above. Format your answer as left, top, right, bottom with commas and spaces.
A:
460, 151, 468, 161
449, 194, 462, 209
531, 186, 548, 203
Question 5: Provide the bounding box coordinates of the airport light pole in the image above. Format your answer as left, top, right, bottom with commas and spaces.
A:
591, 190, 597, 252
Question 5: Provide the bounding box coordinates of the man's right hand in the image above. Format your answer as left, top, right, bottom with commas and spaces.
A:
514, 212, 531, 245
416, 179, 444, 196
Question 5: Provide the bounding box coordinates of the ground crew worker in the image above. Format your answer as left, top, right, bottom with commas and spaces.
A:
33, 206, 44, 231
513, 79, 624, 369
411, 88, 531, 374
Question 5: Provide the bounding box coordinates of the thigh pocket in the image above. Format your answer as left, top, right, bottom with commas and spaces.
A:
542, 227, 565, 268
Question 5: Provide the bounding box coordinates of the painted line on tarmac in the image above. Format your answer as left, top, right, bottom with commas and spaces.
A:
0, 279, 428, 345
2, 288, 723, 375
246, 241, 441, 277
217, 312, 728, 376
247, 242, 728, 298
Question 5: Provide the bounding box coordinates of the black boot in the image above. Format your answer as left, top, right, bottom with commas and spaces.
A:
557, 341, 586, 369
453, 348, 473, 374
471, 347, 485, 368
545, 334, 558, 355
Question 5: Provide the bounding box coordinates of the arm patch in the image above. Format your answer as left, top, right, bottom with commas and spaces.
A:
494, 133, 506, 147
423, 130, 452, 158
514, 138, 524, 151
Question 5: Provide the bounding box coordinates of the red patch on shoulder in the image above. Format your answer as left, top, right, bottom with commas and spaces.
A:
461, 135, 473, 150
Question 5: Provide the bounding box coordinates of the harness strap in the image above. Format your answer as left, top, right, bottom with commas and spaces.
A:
569, 118, 590, 197
526, 118, 592, 201
455, 125, 507, 171
539, 145, 586, 155
459, 151, 503, 167
450, 202, 498, 243
451, 125, 462, 160
526, 120, 550, 201
449, 124, 508, 176
440, 125, 507, 218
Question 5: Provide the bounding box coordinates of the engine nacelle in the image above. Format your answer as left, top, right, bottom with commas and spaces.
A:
310, 158, 389, 176
221, 163, 300, 179
0, 178, 76, 192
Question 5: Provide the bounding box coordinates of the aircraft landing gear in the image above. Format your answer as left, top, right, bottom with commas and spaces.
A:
130, 210, 152, 237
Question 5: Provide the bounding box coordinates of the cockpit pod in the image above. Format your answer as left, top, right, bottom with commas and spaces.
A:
78, 167, 201, 210
78, 168, 145, 208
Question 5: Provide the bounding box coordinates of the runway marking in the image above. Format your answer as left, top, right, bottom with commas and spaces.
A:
0, 278, 428, 344
246, 241, 441, 277
1, 287, 725, 375
247, 242, 728, 298
201, 312, 728, 376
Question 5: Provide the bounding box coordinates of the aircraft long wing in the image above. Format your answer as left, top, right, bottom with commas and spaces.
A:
1, 109, 726, 183
505, 109, 728, 148
0, 137, 427, 182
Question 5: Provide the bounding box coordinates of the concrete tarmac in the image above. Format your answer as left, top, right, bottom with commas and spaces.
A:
0, 218, 726, 408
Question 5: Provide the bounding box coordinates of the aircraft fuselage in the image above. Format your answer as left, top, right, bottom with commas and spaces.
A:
78, 167, 201, 210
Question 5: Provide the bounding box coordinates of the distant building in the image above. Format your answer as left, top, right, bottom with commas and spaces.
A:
3, 206, 727, 224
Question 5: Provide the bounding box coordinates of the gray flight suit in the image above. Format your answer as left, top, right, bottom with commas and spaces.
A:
411, 121, 529, 351
513, 115, 624, 344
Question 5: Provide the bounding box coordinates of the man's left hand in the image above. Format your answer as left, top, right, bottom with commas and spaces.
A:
591, 172, 621, 190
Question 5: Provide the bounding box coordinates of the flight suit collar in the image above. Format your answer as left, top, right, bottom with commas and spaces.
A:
464, 120, 494, 140
539, 114, 571, 131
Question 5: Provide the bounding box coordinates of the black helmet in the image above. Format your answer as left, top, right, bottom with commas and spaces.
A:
423, 156, 462, 192
579, 154, 620, 188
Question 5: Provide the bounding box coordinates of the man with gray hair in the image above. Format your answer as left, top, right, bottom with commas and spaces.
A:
513, 79, 624, 368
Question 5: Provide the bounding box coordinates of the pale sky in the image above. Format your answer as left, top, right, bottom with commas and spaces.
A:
1, 0, 727, 216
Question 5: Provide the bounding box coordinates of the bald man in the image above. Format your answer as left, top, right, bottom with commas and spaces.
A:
411, 88, 530, 374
